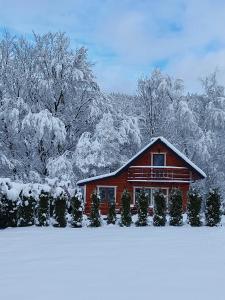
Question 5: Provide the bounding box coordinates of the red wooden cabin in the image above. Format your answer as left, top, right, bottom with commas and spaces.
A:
77, 137, 206, 215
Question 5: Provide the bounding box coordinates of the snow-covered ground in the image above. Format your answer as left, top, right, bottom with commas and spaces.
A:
1, 225, 225, 300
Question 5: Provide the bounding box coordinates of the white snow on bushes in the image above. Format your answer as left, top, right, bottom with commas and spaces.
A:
0, 178, 75, 202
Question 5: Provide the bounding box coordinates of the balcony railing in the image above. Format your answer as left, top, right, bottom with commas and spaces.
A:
127, 166, 191, 183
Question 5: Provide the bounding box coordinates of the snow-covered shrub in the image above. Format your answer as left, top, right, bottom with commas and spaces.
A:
107, 203, 116, 225
53, 192, 67, 228
205, 189, 222, 227
136, 189, 148, 226
169, 189, 183, 226
89, 191, 101, 227
187, 189, 202, 226
7, 199, 18, 227
37, 190, 50, 226
17, 190, 35, 227
71, 190, 83, 228
0, 192, 9, 229
0, 179, 22, 228
120, 190, 132, 227
153, 190, 166, 226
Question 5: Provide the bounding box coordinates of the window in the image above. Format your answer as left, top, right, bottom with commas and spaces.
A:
98, 187, 116, 204
135, 187, 168, 207
152, 153, 165, 166
79, 186, 85, 203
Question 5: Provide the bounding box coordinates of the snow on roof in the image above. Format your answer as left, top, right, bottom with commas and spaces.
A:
157, 137, 206, 178
77, 136, 206, 185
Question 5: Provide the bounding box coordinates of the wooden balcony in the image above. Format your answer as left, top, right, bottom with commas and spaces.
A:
127, 166, 191, 183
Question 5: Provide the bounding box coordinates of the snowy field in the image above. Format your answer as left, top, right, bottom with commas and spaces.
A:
1, 225, 225, 300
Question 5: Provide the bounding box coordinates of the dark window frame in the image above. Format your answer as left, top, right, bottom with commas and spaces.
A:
98, 186, 116, 204
152, 153, 165, 166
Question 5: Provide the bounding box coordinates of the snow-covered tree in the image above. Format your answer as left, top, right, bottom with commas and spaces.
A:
53, 192, 67, 227
184, 72, 225, 196
138, 69, 184, 139
205, 188, 222, 227
0, 192, 9, 229
107, 202, 117, 225
17, 190, 35, 227
0, 97, 29, 178
0, 32, 100, 182
120, 190, 132, 227
71, 190, 83, 228
153, 190, 166, 226
89, 191, 101, 227
37, 190, 50, 226
169, 189, 183, 226
21, 109, 66, 176
187, 189, 202, 227
46, 152, 74, 182
7, 199, 18, 227
200, 73, 225, 194
136, 189, 148, 226
75, 111, 141, 176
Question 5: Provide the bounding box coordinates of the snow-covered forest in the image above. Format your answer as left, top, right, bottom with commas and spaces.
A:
0, 32, 224, 197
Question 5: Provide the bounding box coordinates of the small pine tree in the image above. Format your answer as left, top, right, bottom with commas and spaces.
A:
187, 189, 202, 227
37, 190, 50, 226
153, 189, 166, 226
7, 199, 18, 227
136, 190, 148, 226
120, 189, 132, 227
0, 192, 9, 229
71, 191, 83, 228
107, 201, 117, 225
169, 189, 183, 226
89, 191, 101, 227
17, 191, 35, 227
205, 188, 222, 227
53, 192, 67, 228
49, 195, 54, 218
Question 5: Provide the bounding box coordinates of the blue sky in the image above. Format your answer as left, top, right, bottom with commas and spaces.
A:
0, 0, 225, 93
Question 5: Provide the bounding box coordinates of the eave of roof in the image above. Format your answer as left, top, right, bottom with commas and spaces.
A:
77, 136, 206, 185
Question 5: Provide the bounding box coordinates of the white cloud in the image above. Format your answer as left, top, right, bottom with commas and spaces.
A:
166, 49, 225, 92
1, 0, 225, 93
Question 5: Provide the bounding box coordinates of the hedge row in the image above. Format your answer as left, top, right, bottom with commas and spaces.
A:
89, 188, 222, 227
0, 189, 83, 229
0, 187, 222, 229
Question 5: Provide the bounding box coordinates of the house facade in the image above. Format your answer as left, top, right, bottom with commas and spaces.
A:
77, 137, 206, 215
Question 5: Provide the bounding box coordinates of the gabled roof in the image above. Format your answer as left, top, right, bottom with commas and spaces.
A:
77, 136, 206, 185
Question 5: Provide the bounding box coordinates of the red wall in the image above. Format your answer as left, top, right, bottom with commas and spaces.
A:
82, 141, 199, 214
